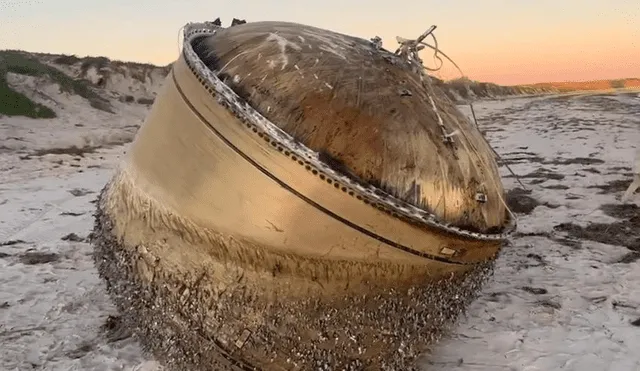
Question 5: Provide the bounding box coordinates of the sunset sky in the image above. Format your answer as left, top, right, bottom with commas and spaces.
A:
0, 0, 637, 85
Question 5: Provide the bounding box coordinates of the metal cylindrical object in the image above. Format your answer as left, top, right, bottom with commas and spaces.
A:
93, 20, 514, 370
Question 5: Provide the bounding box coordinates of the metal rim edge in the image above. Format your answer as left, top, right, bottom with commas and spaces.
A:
178, 21, 517, 242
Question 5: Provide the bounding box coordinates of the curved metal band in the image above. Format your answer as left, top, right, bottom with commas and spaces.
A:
170, 70, 476, 265
180, 22, 516, 242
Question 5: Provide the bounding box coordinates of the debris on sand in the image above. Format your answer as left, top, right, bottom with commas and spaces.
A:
30, 146, 97, 158
0, 239, 26, 246
554, 204, 640, 252
522, 286, 548, 295
18, 251, 60, 265
61, 233, 85, 242
100, 315, 133, 343
506, 188, 540, 214
68, 188, 93, 197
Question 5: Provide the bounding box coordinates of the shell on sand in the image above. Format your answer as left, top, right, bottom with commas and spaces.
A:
92, 21, 514, 370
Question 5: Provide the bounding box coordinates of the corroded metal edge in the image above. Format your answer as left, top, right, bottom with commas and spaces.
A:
180, 21, 517, 242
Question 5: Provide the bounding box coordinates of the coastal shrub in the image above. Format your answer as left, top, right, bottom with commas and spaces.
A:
0, 73, 56, 118
0, 50, 114, 116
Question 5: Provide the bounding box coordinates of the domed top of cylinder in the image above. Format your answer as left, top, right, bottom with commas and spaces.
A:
190, 21, 509, 234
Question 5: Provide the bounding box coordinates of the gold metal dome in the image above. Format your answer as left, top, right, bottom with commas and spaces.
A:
93, 20, 514, 370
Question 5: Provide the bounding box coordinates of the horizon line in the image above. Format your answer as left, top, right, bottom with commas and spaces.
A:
2, 47, 638, 88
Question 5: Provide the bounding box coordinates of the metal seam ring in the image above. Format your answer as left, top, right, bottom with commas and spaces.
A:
178, 22, 516, 241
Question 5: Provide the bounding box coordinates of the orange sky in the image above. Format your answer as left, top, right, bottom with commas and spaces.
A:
0, 0, 638, 85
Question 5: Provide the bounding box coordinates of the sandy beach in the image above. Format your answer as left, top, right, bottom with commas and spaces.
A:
1, 89, 639, 370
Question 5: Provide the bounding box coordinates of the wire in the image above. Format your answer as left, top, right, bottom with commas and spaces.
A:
393, 26, 525, 219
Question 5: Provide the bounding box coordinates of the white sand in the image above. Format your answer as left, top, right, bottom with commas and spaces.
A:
427, 94, 640, 371
1, 84, 639, 370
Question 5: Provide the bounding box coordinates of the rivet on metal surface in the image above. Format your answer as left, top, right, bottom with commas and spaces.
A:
439, 247, 457, 256
398, 88, 412, 97
234, 329, 252, 349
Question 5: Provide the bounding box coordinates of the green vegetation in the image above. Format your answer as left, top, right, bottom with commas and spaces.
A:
0, 73, 56, 118
0, 50, 113, 118
78, 56, 111, 75
52, 54, 82, 65
55, 53, 170, 84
